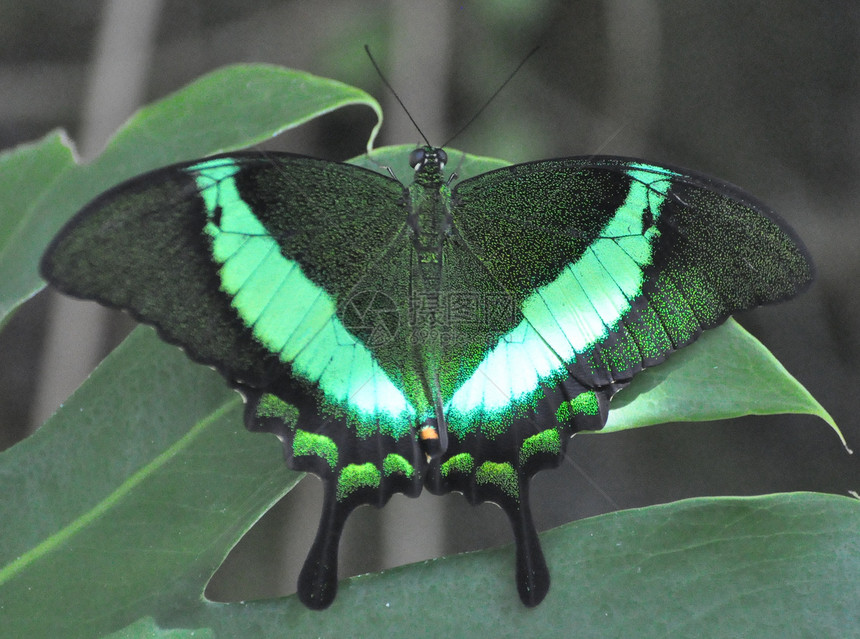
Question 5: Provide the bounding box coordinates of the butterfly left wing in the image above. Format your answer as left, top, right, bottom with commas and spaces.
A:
41, 151, 430, 608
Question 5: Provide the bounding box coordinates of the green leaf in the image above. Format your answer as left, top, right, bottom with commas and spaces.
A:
606, 319, 844, 442
102, 617, 213, 639
0, 130, 76, 323
0, 328, 301, 638
177, 493, 859, 638
0, 64, 381, 327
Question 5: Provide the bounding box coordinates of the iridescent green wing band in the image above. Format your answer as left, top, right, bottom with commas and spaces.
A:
450, 158, 811, 403
446, 164, 670, 433
187, 157, 415, 431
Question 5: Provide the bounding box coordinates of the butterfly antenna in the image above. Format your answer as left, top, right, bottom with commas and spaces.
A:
365, 45, 432, 147
442, 46, 540, 148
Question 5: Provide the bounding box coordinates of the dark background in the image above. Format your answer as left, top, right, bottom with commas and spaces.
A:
1, 0, 857, 601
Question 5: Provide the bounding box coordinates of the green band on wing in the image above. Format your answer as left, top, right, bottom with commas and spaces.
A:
439, 452, 475, 477
556, 390, 600, 422
382, 453, 415, 478
293, 429, 338, 471
337, 462, 381, 500
188, 159, 415, 434
519, 428, 562, 466
475, 461, 519, 500
255, 393, 299, 425
447, 167, 672, 431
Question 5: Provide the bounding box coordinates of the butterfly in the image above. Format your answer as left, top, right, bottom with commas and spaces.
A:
40, 143, 812, 609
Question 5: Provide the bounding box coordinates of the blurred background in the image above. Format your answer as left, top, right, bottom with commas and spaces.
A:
1, 0, 857, 601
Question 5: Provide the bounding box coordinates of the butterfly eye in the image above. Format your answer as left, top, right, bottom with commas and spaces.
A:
408, 148, 426, 169
437, 148, 448, 169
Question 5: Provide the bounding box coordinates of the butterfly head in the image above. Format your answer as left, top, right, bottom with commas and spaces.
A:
409, 146, 448, 172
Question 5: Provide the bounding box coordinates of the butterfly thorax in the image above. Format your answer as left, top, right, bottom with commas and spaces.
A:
407, 149, 452, 272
